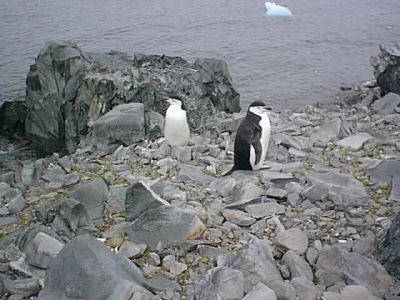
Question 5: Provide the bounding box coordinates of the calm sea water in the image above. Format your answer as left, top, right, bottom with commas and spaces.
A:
1, 0, 399, 110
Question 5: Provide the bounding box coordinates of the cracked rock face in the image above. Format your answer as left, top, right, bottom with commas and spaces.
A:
371, 44, 400, 96
23, 41, 240, 155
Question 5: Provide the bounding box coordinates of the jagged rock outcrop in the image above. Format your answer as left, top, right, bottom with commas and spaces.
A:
25, 41, 91, 155
377, 212, 400, 280
371, 44, 400, 96
24, 41, 240, 155
0, 97, 27, 137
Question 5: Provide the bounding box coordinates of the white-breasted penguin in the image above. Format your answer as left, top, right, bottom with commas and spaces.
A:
163, 97, 191, 146
225, 101, 271, 175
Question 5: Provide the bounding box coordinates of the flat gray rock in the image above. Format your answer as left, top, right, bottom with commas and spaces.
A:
229, 171, 260, 185
193, 267, 244, 300
126, 206, 206, 250
0, 171, 14, 186
282, 250, 313, 281
144, 276, 181, 296
119, 241, 147, 259
38, 234, 158, 300
316, 246, 393, 297
274, 228, 309, 255
372, 92, 400, 115
107, 185, 127, 214
231, 182, 265, 204
92, 103, 145, 146
272, 133, 307, 150
306, 171, 368, 206
125, 182, 169, 222
242, 282, 277, 300
366, 160, 400, 201
178, 164, 214, 184
145, 109, 164, 140
258, 171, 297, 186
41, 165, 80, 188
302, 183, 329, 202
310, 118, 342, 144
53, 198, 95, 235
0, 216, 18, 226
267, 280, 297, 300
24, 232, 64, 269
171, 146, 192, 162
290, 276, 321, 300
245, 203, 285, 218
0, 182, 26, 213
268, 161, 305, 173
156, 157, 177, 176
341, 285, 381, 300
222, 209, 256, 226
69, 177, 108, 225
227, 237, 283, 293
265, 187, 287, 200
210, 177, 236, 197
321, 291, 345, 300
322, 285, 381, 300
336, 133, 374, 150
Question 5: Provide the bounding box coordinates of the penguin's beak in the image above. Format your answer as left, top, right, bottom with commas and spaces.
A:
263, 106, 272, 111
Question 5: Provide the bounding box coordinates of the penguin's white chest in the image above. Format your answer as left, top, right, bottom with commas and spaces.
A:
250, 115, 271, 170
164, 106, 190, 146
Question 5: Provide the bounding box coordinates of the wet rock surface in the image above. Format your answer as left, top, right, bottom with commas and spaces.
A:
0, 42, 400, 299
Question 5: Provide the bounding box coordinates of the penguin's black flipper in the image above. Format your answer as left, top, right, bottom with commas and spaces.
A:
251, 125, 262, 166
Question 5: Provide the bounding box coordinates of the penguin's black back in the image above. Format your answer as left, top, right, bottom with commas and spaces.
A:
234, 111, 262, 169
223, 101, 265, 176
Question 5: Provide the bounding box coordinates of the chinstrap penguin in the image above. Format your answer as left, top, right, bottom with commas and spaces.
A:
163, 97, 191, 146
225, 101, 271, 175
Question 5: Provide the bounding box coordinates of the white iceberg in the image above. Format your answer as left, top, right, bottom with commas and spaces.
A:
265, 2, 293, 16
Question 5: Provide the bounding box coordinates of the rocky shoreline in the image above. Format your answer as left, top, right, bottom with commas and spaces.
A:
0, 41, 399, 299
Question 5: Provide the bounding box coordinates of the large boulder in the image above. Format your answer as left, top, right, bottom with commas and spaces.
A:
316, 246, 393, 298
193, 267, 244, 300
306, 171, 368, 206
125, 182, 169, 222
366, 160, 400, 201
125, 206, 206, 250
69, 177, 108, 225
376, 212, 400, 280
223, 237, 283, 294
371, 44, 400, 96
24, 41, 240, 155
371, 92, 400, 115
38, 234, 159, 300
92, 103, 145, 146
25, 41, 91, 155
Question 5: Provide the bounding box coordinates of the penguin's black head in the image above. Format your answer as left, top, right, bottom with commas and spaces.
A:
248, 101, 267, 109
247, 101, 272, 116
165, 96, 186, 111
